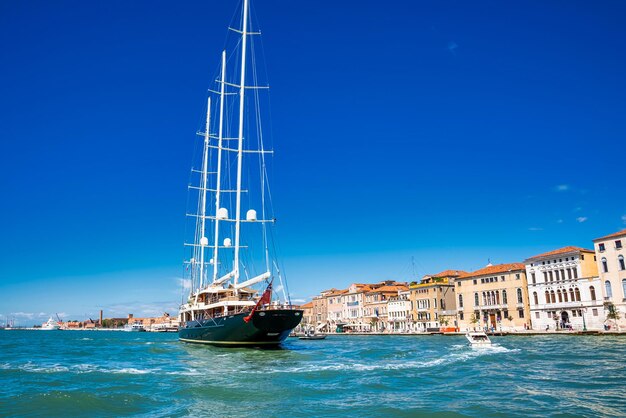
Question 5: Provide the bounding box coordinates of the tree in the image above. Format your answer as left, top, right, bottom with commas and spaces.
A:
470, 313, 479, 330
605, 302, 621, 331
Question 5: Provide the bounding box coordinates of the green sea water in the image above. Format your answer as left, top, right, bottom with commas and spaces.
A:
1, 330, 625, 417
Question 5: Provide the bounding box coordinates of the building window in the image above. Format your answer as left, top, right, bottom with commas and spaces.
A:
617, 240, 623, 249
560, 270, 565, 281
549, 271, 554, 282
619, 255, 625, 271
473, 279, 477, 285
599, 243, 606, 252
557, 290, 563, 303
567, 269, 572, 280
573, 268, 578, 279
543, 272, 547, 283
574, 287, 581, 302
590, 286, 596, 301
518, 309, 524, 319
568, 288, 574, 301
535, 312, 540, 319
602, 257, 608, 273
563, 289, 568, 302
592, 308, 598, 316
551, 290, 556, 303
515, 273, 520, 280
622, 279, 626, 299
555, 270, 560, 281
545, 291, 550, 304
459, 294, 464, 308
474, 293, 479, 306
533, 292, 538, 305
605, 281, 613, 298
459, 312, 464, 320
517, 288, 523, 303
531, 272, 536, 284
502, 290, 508, 304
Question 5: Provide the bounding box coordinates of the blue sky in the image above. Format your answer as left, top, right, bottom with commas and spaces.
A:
1, 0, 625, 324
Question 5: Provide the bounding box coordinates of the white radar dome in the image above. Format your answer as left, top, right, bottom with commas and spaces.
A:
217, 208, 228, 220
223, 238, 232, 247
246, 209, 257, 222
200, 237, 209, 246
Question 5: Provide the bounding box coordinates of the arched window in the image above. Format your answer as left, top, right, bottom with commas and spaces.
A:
482, 292, 487, 305
496, 291, 500, 305
590, 286, 596, 301
550, 290, 556, 303
602, 257, 609, 273
474, 293, 479, 306
622, 279, 626, 298
459, 294, 464, 308
575, 287, 581, 302
533, 292, 538, 305
502, 290, 508, 304
545, 291, 550, 304
517, 288, 523, 303
557, 290, 563, 303
563, 290, 568, 302
619, 255, 625, 271
569, 288, 575, 302
605, 281, 613, 298
491, 291, 496, 305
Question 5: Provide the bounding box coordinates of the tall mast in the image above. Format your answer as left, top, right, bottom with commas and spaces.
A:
233, 0, 250, 286
198, 97, 211, 289
212, 51, 227, 283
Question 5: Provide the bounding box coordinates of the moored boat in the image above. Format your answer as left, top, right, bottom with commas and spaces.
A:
177, 0, 302, 347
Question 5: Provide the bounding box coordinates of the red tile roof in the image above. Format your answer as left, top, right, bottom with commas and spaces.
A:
526, 246, 594, 261
459, 263, 525, 279
594, 228, 626, 242
300, 301, 314, 309
367, 285, 408, 294
431, 269, 468, 278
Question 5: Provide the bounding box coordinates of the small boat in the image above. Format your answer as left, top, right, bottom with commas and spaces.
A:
124, 322, 146, 332
299, 334, 326, 340
465, 331, 491, 346
41, 317, 61, 330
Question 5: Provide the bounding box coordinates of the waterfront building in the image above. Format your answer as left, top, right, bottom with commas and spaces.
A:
387, 289, 412, 332
300, 301, 314, 327
456, 263, 530, 331
409, 270, 463, 332
326, 289, 347, 332
363, 283, 408, 332
525, 246, 603, 331
593, 228, 626, 329
339, 283, 372, 332
312, 290, 331, 332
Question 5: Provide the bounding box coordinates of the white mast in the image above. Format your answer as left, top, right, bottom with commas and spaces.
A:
198, 97, 211, 289
233, 0, 250, 287
212, 51, 227, 283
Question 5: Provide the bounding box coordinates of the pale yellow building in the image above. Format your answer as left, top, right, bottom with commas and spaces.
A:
409, 270, 463, 332
456, 263, 530, 331
364, 283, 408, 332
593, 228, 626, 329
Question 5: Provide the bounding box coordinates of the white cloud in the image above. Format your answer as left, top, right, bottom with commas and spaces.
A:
290, 298, 306, 304
555, 184, 570, 192
11, 312, 35, 320
177, 278, 191, 290
576, 217, 588, 223
556, 219, 564, 224
528, 227, 543, 231
622, 214, 626, 224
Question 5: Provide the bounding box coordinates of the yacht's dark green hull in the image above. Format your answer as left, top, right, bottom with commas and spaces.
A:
178, 309, 303, 347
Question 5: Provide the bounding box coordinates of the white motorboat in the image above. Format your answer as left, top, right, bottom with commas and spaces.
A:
124, 322, 146, 332
41, 317, 61, 330
465, 331, 491, 346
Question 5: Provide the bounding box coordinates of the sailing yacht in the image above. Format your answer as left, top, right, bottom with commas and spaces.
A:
178, 0, 302, 346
